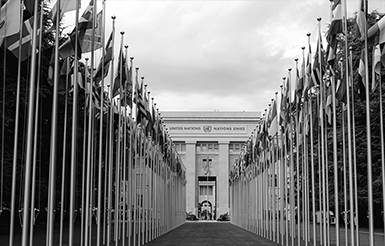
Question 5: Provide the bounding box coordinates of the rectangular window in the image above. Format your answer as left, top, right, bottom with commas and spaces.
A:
181, 143, 186, 152
229, 144, 234, 151
214, 144, 219, 151
208, 143, 213, 150
199, 186, 213, 195
234, 144, 240, 151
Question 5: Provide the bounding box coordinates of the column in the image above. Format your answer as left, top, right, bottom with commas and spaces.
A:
185, 141, 197, 215
217, 141, 229, 217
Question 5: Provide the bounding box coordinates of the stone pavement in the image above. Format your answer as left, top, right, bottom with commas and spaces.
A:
143, 221, 278, 246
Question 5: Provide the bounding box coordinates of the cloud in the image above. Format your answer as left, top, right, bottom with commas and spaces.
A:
64, 0, 384, 113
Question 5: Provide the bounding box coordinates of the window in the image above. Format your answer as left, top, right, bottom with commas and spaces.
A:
199, 186, 213, 196
229, 142, 245, 152
196, 142, 219, 152
174, 141, 186, 152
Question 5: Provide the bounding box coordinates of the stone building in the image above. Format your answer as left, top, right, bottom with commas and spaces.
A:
162, 111, 260, 219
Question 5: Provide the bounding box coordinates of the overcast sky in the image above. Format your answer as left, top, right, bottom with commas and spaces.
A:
63, 0, 385, 113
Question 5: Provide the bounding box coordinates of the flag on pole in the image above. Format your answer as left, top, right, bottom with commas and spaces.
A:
326, 0, 343, 66
279, 77, 290, 128
48, 0, 80, 23
5, 14, 41, 61
0, 0, 21, 46
325, 85, 333, 125
354, 0, 366, 39
357, 49, 366, 100
303, 44, 313, 100
58, 0, 94, 59
112, 42, 127, 98
312, 30, 325, 86
267, 100, 278, 137
94, 32, 113, 85
336, 78, 347, 104
24, 0, 36, 15
372, 44, 381, 92
295, 55, 305, 104
134, 69, 147, 125
81, 10, 103, 53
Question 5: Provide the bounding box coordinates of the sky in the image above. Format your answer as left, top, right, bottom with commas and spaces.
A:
62, 0, 385, 114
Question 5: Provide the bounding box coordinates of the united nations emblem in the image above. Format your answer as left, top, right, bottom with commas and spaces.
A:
203, 125, 212, 133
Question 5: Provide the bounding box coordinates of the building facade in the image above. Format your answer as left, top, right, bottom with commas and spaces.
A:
162, 111, 261, 219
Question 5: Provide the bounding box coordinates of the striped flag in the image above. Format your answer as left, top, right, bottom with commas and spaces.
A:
312, 29, 325, 86
94, 32, 113, 85
81, 10, 103, 53
58, 1, 94, 59
5, 14, 41, 61
0, 0, 21, 46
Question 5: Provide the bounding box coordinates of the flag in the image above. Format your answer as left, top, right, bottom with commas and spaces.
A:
326, 0, 343, 66
325, 85, 333, 125
125, 57, 133, 108
134, 69, 147, 125
0, 0, 21, 46
5, 14, 41, 61
303, 44, 314, 100
354, 0, 366, 39
295, 56, 305, 104
336, 78, 347, 104
312, 30, 325, 86
94, 32, 113, 85
279, 77, 290, 128
368, 16, 385, 46
372, 44, 381, 92
81, 10, 103, 53
78, 1, 94, 30
58, 1, 94, 59
49, 0, 80, 23
267, 100, 278, 137
24, 0, 35, 15
357, 49, 366, 100
112, 43, 127, 98
327, 0, 343, 36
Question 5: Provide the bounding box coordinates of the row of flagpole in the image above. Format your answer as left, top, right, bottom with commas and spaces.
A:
230, 0, 385, 246
0, 0, 187, 245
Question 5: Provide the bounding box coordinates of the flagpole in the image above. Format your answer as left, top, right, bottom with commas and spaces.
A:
59, 57, 70, 246
377, 44, 385, 243
29, 7, 44, 245
122, 44, 129, 246
279, 83, 285, 246
285, 70, 291, 246
18, 0, 39, 244
80, 58, 89, 246
291, 60, 297, 246
9, 1, 25, 244
107, 15, 116, 246
362, 0, 374, 243
69, 1, 81, 245
97, 2, 107, 245
348, 46, 360, 245
114, 31, 124, 246
331, 67, 340, 246
84, 1, 98, 244
0, 0, 6, 221
342, 89, 348, 246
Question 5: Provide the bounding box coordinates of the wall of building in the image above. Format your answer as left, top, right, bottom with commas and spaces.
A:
162, 111, 260, 218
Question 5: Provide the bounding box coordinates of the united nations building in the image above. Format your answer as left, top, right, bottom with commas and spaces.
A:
162, 111, 261, 220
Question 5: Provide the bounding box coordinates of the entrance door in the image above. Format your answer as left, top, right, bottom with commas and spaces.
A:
198, 176, 216, 220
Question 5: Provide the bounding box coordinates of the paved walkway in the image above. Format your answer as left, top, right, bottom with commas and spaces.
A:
143, 221, 277, 246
